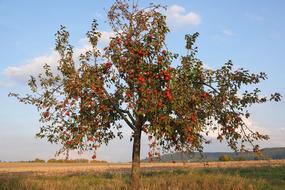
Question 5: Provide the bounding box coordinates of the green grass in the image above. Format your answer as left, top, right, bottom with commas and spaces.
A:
0, 166, 285, 190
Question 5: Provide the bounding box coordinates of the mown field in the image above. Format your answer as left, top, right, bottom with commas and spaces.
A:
0, 160, 285, 190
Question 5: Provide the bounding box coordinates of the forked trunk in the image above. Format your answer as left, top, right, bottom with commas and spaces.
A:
131, 126, 142, 189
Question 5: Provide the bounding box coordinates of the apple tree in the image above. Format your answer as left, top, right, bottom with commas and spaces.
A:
9, 0, 281, 189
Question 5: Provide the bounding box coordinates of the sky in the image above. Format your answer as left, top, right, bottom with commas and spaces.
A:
0, 0, 284, 162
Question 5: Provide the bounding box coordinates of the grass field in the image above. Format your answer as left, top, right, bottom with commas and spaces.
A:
0, 160, 285, 190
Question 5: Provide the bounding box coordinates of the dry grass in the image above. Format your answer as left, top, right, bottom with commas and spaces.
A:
1, 166, 285, 190
0, 159, 284, 175
0, 160, 285, 190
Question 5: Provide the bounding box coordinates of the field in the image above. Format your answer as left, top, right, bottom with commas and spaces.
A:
0, 160, 285, 190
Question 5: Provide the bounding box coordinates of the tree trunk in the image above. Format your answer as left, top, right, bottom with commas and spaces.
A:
131, 126, 142, 190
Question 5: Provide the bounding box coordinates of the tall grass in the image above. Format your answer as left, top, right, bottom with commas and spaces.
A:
0, 166, 284, 190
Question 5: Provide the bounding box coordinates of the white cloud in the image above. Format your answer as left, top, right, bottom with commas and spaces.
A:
239, 118, 285, 148
245, 13, 265, 23
100, 31, 115, 46
204, 117, 285, 149
211, 29, 234, 41
4, 51, 59, 83
223, 29, 234, 37
166, 5, 201, 27
3, 31, 115, 84
252, 127, 285, 147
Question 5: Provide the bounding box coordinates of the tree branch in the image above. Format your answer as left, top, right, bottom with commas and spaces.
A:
121, 109, 136, 125
102, 88, 135, 130
201, 81, 258, 149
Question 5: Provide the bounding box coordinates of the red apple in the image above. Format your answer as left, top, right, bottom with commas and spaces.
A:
43, 111, 49, 118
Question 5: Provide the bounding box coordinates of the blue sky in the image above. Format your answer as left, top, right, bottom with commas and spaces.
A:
0, 0, 284, 162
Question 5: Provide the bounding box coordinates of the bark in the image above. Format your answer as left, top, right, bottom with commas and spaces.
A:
131, 125, 142, 190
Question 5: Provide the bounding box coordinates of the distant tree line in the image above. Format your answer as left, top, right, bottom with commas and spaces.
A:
3, 158, 107, 163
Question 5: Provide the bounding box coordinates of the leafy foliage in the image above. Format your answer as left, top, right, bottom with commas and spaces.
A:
219, 155, 232, 162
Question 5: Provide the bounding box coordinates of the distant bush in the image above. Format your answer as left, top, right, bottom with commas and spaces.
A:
47, 159, 89, 163
76, 159, 89, 163
34, 158, 45, 163
219, 155, 232, 162
254, 156, 261, 160
235, 156, 246, 161
11, 159, 45, 163
90, 160, 108, 164
47, 159, 58, 163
